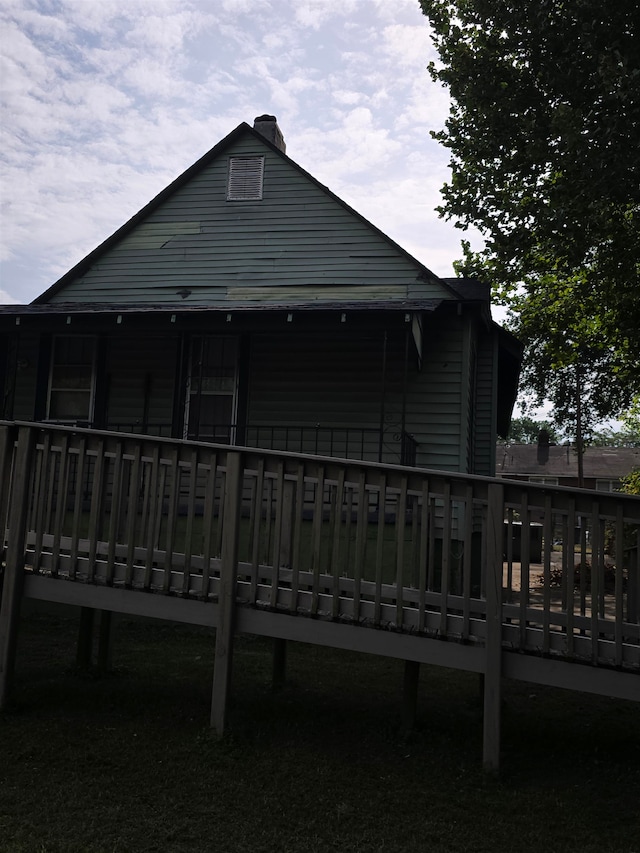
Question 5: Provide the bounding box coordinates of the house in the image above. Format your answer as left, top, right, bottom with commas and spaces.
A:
496, 437, 640, 491
0, 115, 521, 474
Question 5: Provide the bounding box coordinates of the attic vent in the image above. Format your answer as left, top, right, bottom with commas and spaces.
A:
227, 156, 264, 200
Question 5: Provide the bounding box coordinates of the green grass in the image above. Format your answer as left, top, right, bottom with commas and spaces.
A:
1, 611, 639, 853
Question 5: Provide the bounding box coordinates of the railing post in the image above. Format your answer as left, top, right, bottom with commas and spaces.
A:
0, 425, 36, 709
272, 477, 294, 689
211, 451, 243, 735
483, 483, 504, 773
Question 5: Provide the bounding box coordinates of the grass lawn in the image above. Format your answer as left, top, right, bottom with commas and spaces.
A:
1, 610, 639, 853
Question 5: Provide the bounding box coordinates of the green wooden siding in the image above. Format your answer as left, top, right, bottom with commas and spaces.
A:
3, 314, 476, 473
47, 133, 449, 306
406, 317, 465, 472
247, 330, 406, 463
472, 332, 498, 475
246, 320, 467, 471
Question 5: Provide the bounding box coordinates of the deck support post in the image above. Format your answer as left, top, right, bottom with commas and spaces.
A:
272, 637, 287, 690
402, 659, 420, 733
211, 451, 243, 735
483, 483, 504, 773
76, 607, 95, 670
0, 426, 36, 710
97, 610, 114, 671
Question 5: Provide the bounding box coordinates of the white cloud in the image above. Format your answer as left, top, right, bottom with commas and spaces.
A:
381, 23, 435, 69
293, 0, 359, 30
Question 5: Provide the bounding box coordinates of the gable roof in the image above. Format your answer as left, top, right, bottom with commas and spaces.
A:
33, 121, 463, 309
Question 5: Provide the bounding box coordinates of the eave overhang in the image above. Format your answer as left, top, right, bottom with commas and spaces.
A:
0, 299, 442, 318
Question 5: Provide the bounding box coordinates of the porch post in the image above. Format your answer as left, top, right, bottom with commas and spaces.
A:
171, 332, 189, 439
401, 324, 409, 463
92, 335, 108, 429
211, 450, 243, 734
378, 330, 388, 463
0, 425, 36, 709
483, 483, 504, 773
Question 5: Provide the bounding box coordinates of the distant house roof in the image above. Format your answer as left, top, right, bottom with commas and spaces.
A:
497, 444, 640, 480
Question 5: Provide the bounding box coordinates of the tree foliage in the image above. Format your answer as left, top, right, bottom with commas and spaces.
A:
620, 469, 640, 496
420, 0, 640, 431
590, 400, 640, 446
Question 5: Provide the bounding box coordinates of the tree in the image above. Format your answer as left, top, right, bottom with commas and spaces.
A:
420, 0, 640, 436
621, 469, 640, 496
590, 400, 640, 446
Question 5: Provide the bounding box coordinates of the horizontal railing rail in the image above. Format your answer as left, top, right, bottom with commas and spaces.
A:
44, 421, 417, 464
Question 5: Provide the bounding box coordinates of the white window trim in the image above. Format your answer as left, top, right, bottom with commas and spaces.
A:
46, 334, 97, 425
183, 335, 239, 442
528, 475, 559, 486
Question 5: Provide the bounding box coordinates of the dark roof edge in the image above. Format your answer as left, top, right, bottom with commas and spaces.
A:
32, 122, 454, 305
2, 299, 444, 316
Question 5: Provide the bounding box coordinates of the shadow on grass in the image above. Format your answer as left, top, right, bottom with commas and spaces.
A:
1, 611, 638, 853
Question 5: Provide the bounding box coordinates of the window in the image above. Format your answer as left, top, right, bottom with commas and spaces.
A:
596, 479, 621, 492
47, 336, 96, 423
528, 476, 559, 486
227, 156, 264, 200
185, 337, 238, 442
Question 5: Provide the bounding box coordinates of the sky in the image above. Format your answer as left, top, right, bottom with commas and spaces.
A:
0, 0, 489, 308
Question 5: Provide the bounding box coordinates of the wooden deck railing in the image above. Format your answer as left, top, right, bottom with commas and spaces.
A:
1, 421, 639, 768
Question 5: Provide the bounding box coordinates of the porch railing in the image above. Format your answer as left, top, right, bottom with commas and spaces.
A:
97, 422, 418, 465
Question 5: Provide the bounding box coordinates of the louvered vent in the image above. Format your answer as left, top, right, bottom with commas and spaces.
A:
227, 156, 264, 200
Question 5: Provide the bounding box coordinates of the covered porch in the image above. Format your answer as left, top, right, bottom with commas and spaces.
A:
1, 304, 444, 468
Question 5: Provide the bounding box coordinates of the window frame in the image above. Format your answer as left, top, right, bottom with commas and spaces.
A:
46, 334, 97, 425
184, 335, 239, 443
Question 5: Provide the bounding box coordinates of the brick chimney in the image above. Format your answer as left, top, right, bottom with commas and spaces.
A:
537, 429, 550, 464
253, 114, 286, 153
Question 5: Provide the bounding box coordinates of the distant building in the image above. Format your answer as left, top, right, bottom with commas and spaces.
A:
496, 436, 640, 491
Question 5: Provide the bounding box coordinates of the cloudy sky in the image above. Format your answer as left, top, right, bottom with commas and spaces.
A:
0, 0, 490, 307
